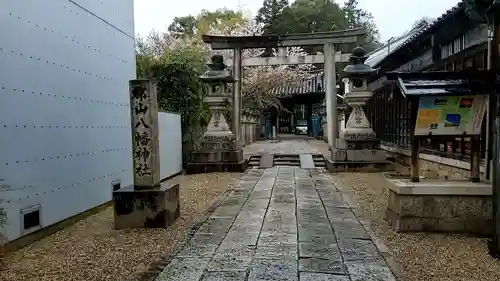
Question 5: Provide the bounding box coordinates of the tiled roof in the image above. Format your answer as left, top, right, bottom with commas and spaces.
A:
374, 1, 467, 67
365, 18, 433, 67
269, 72, 325, 97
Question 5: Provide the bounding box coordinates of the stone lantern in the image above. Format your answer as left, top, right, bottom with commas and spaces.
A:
186, 55, 245, 173
342, 46, 377, 142
200, 55, 234, 135
333, 46, 387, 164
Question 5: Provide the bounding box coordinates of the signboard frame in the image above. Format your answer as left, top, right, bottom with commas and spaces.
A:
414, 94, 488, 136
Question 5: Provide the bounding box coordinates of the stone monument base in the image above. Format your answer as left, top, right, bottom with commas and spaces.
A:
328, 147, 393, 172
384, 175, 492, 235
328, 137, 392, 172
113, 182, 180, 229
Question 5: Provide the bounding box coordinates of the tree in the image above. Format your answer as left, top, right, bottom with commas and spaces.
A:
168, 16, 197, 38
166, 9, 247, 39
342, 0, 380, 50
281, 0, 348, 34
196, 9, 247, 35
255, 0, 289, 34
135, 32, 210, 162
411, 16, 435, 28
253, 0, 381, 52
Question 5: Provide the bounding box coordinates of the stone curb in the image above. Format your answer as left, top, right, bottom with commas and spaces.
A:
330, 174, 403, 280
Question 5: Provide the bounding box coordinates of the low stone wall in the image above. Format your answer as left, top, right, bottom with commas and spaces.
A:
240, 112, 259, 147
384, 177, 492, 235
380, 144, 487, 181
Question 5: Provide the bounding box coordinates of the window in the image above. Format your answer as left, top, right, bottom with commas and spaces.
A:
453, 36, 464, 53
440, 35, 465, 59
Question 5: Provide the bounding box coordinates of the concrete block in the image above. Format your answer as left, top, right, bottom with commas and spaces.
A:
331, 149, 346, 161
113, 182, 180, 229
336, 138, 348, 149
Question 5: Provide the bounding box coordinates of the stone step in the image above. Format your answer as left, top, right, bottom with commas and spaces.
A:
274, 154, 301, 167
247, 155, 262, 167
247, 154, 329, 168
274, 158, 301, 163
312, 154, 327, 167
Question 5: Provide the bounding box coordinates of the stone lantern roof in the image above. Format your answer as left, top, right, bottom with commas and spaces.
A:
200, 55, 234, 83
342, 46, 378, 79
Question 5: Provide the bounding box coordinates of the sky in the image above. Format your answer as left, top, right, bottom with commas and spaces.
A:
133, 0, 462, 42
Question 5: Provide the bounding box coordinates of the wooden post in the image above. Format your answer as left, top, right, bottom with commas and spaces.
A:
489, 15, 500, 259
470, 135, 481, 182
410, 136, 420, 182
490, 113, 500, 259
410, 98, 420, 182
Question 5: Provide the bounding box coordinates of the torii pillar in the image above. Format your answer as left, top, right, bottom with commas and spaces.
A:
324, 43, 338, 148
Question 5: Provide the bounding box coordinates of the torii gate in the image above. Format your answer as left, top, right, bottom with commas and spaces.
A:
201, 28, 367, 152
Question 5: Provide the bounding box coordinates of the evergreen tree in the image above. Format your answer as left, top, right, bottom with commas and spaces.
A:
168, 15, 198, 38
342, 0, 380, 49
255, 0, 290, 34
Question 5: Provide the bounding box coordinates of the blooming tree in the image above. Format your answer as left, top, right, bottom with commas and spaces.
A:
205, 19, 315, 110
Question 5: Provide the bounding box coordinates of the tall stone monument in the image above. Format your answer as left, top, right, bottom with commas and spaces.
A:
113, 79, 180, 229
332, 47, 387, 165
186, 55, 246, 173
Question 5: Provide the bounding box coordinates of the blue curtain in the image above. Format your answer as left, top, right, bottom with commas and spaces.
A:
311, 115, 322, 137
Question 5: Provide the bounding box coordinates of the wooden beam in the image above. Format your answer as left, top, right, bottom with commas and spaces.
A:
202, 28, 366, 49
279, 37, 359, 46
223, 53, 350, 67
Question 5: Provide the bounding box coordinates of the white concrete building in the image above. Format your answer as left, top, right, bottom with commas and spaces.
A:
0, 0, 136, 242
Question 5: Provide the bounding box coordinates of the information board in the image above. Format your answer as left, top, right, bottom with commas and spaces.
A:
414, 95, 488, 136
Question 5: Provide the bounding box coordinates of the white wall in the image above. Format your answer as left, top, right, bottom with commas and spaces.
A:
0, 0, 136, 241
158, 112, 182, 180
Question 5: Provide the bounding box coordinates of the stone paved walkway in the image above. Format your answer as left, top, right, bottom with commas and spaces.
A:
155, 167, 395, 281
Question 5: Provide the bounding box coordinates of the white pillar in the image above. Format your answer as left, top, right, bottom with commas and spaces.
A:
232, 48, 242, 142
324, 43, 337, 148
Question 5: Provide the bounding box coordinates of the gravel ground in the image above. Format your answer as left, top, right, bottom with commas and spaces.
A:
337, 172, 500, 281
1, 172, 242, 281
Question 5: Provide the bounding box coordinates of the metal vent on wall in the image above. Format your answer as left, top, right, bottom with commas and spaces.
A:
21, 205, 41, 234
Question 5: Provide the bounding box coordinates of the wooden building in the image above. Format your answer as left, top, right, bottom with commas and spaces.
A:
367, 1, 494, 179
263, 72, 346, 136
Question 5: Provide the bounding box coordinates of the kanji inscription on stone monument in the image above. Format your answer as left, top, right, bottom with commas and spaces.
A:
129, 80, 160, 189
